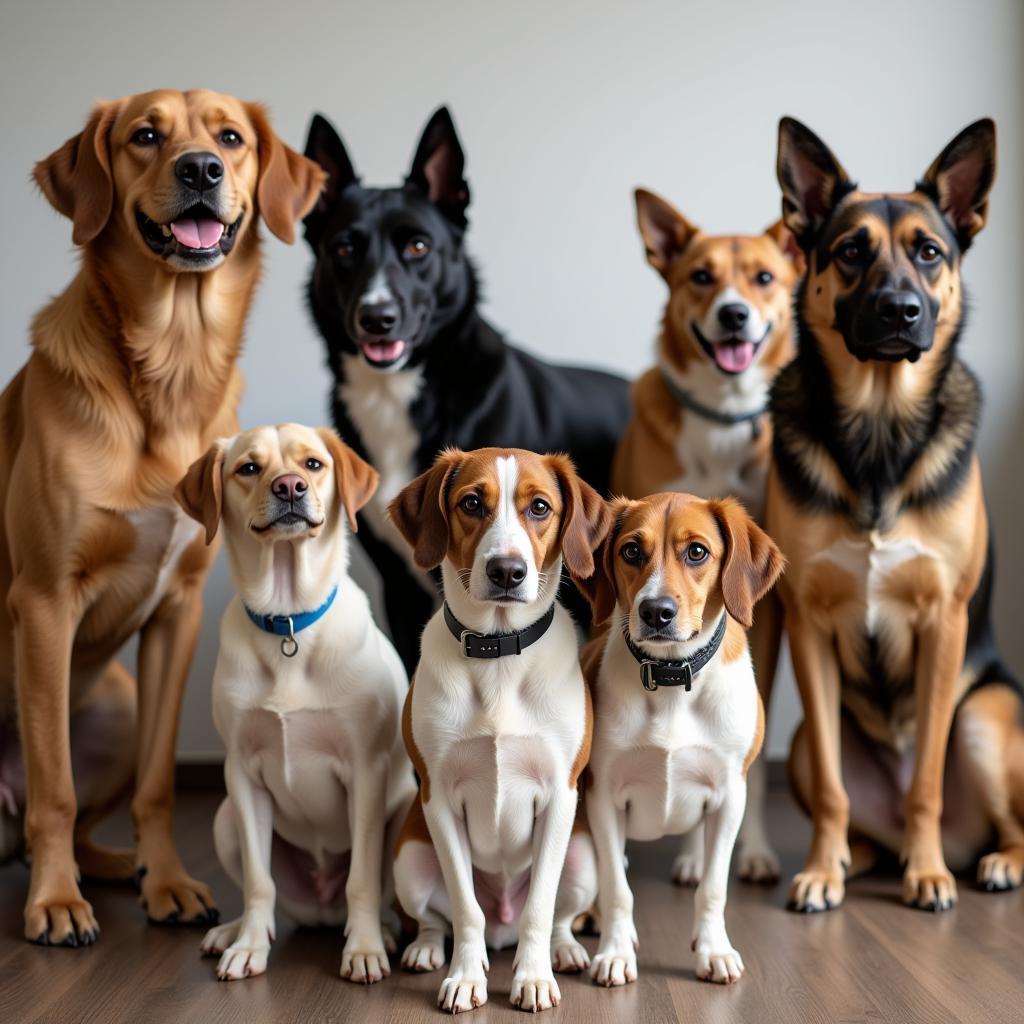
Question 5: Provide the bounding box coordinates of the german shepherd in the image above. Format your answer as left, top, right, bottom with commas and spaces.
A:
767, 116, 1024, 913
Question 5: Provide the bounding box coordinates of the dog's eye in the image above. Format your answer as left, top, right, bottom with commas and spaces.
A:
756, 270, 774, 285
219, 129, 243, 148
621, 542, 643, 564
690, 269, 713, 286
236, 462, 261, 477
336, 239, 355, 260
528, 498, 551, 519
685, 542, 709, 564
837, 240, 864, 265
306, 458, 323, 471
130, 127, 159, 147
918, 242, 942, 264
404, 237, 431, 260
459, 494, 483, 516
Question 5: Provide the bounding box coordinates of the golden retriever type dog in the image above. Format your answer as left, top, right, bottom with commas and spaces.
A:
0, 89, 323, 946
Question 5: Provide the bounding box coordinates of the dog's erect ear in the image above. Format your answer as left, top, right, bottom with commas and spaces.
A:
246, 103, 326, 245
709, 498, 784, 628
920, 118, 996, 251
388, 449, 464, 570
406, 106, 470, 226
316, 428, 379, 533
34, 102, 119, 246
776, 118, 852, 249
763, 218, 806, 276
574, 497, 630, 626
634, 188, 700, 279
303, 113, 358, 240
175, 442, 227, 545
548, 454, 613, 581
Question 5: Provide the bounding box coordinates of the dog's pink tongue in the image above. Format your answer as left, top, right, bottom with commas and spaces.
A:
169, 217, 224, 250
715, 340, 755, 373
361, 340, 407, 364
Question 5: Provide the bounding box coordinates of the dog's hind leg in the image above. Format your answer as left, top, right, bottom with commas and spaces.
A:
551, 824, 596, 974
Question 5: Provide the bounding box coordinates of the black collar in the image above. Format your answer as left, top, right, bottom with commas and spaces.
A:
623, 613, 728, 691
660, 369, 765, 439
444, 602, 555, 659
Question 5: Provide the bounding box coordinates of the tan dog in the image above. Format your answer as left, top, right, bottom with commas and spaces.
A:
578, 493, 782, 984
0, 90, 323, 947
612, 189, 799, 888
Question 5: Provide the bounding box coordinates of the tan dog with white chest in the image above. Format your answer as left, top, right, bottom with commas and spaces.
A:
388, 448, 610, 1014
176, 424, 415, 983
578, 493, 783, 985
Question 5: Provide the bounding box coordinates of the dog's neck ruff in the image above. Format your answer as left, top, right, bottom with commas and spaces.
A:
660, 369, 765, 439
444, 601, 555, 659
623, 613, 728, 692
244, 585, 339, 658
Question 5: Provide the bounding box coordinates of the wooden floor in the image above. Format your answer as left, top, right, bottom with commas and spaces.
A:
1, 785, 1021, 1024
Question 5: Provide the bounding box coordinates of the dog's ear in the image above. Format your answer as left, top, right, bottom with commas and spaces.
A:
574, 497, 630, 626
776, 117, 852, 249
175, 441, 227, 545
406, 106, 470, 226
920, 118, 996, 251
547, 454, 613, 582
246, 103, 326, 245
763, 218, 806, 276
388, 449, 464, 570
708, 498, 784, 628
634, 188, 700, 279
316, 428, 379, 533
34, 101, 119, 246
303, 113, 358, 241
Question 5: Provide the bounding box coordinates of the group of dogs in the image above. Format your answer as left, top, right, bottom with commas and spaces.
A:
0, 87, 1021, 1014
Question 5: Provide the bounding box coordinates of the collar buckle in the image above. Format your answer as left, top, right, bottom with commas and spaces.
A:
641, 661, 658, 692
280, 616, 299, 658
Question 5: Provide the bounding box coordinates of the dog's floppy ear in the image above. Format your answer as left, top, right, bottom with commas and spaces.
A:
246, 103, 326, 245
34, 101, 119, 246
548, 454, 613, 582
634, 188, 700, 279
175, 441, 227, 545
303, 113, 358, 241
388, 449, 464, 570
574, 497, 630, 626
763, 218, 806, 276
776, 117, 852, 249
708, 498, 784, 628
920, 118, 996, 251
406, 106, 470, 226
316, 428, 379, 533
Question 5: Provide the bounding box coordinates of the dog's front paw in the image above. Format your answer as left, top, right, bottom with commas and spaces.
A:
693, 943, 744, 984
551, 936, 590, 973
213, 910, 274, 980
787, 868, 845, 913
671, 849, 704, 887
200, 916, 242, 957
978, 846, 1024, 892
437, 947, 488, 1013
589, 945, 637, 987
902, 861, 957, 911
340, 930, 391, 985
510, 955, 561, 1012
135, 862, 218, 926
736, 841, 781, 884
25, 885, 99, 947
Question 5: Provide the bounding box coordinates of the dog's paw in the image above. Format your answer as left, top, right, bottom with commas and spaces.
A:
978, 847, 1024, 892
217, 938, 272, 981
671, 850, 704, 887
200, 917, 242, 957
902, 863, 957, 912
340, 933, 391, 985
787, 868, 845, 913
736, 842, 781, 884
401, 927, 446, 972
510, 956, 561, 1012
589, 945, 637, 987
694, 944, 744, 984
437, 953, 488, 1014
136, 864, 218, 926
25, 888, 99, 948
551, 936, 590, 973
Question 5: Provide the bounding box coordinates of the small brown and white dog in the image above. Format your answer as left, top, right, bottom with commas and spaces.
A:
611, 189, 800, 887
176, 423, 415, 983
388, 447, 610, 1014
578, 493, 783, 985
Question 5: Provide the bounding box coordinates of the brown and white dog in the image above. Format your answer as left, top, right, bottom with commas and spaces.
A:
0, 90, 323, 947
578, 493, 782, 985
388, 448, 610, 1014
768, 116, 1024, 913
176, 424, 415, 983
612, 189, 799, 887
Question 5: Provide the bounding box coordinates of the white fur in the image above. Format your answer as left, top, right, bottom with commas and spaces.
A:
360, 269, 394, 307
695, 286, 769, 348
125, 506, 202, 626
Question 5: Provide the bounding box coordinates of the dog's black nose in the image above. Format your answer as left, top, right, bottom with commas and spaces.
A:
639, 596, 678, 629
272, 474, 308, 503
358, 303, 399, 336
175, 151, 224, 192
717, 303, 750, 332
875, 289, 922, 329
486, 556, 528, 591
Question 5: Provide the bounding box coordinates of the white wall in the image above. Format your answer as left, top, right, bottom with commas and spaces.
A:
1, 0, 1021, 759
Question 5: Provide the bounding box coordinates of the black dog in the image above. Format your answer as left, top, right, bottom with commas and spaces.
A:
303, 107, 630, 672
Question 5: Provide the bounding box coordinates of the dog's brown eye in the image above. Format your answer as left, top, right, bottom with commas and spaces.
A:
236, 462, 260, 477
130, 127, 159, 147
621, 542, 642, 564
756, 270, 774, 285
459, 494, 482, 516
306, 458, 323, 471
685, 542, 708, 564
220, 129, 243, 147
690, 268, 713, 286
918, 242, 941, 264
837, 240, 863, 265
528, 498, 550, 519
404, 237, 430, 260
336, 239, 354, 259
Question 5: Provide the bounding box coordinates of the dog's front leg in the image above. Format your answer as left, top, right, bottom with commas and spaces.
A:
586, 781, 637, 986
902, 602, 968, 911
786, 609, 850, 912
692, 776, 747, 983
422, 796, 490, 1013
339, 755, 390, 984
132, 580, 217, 926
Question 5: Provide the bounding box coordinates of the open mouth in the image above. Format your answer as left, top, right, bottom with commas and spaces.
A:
692, 322, 771, 375
359, 339, 409, 368
251, 511, 323, 533
136, 204, 243, 262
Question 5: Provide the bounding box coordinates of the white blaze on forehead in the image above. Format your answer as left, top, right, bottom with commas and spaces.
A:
699, 285, 768, 343
360, 268, 394, 306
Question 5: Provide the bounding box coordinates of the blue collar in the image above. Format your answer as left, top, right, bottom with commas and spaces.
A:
244, 585, 338, 658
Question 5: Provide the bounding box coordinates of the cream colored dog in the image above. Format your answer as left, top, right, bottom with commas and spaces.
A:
176, 423, 415, 983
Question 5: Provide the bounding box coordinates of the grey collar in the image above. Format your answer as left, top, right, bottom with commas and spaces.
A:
660, 369, 766, 439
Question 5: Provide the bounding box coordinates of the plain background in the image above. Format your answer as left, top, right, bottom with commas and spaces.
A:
1, 0, 1021, 760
